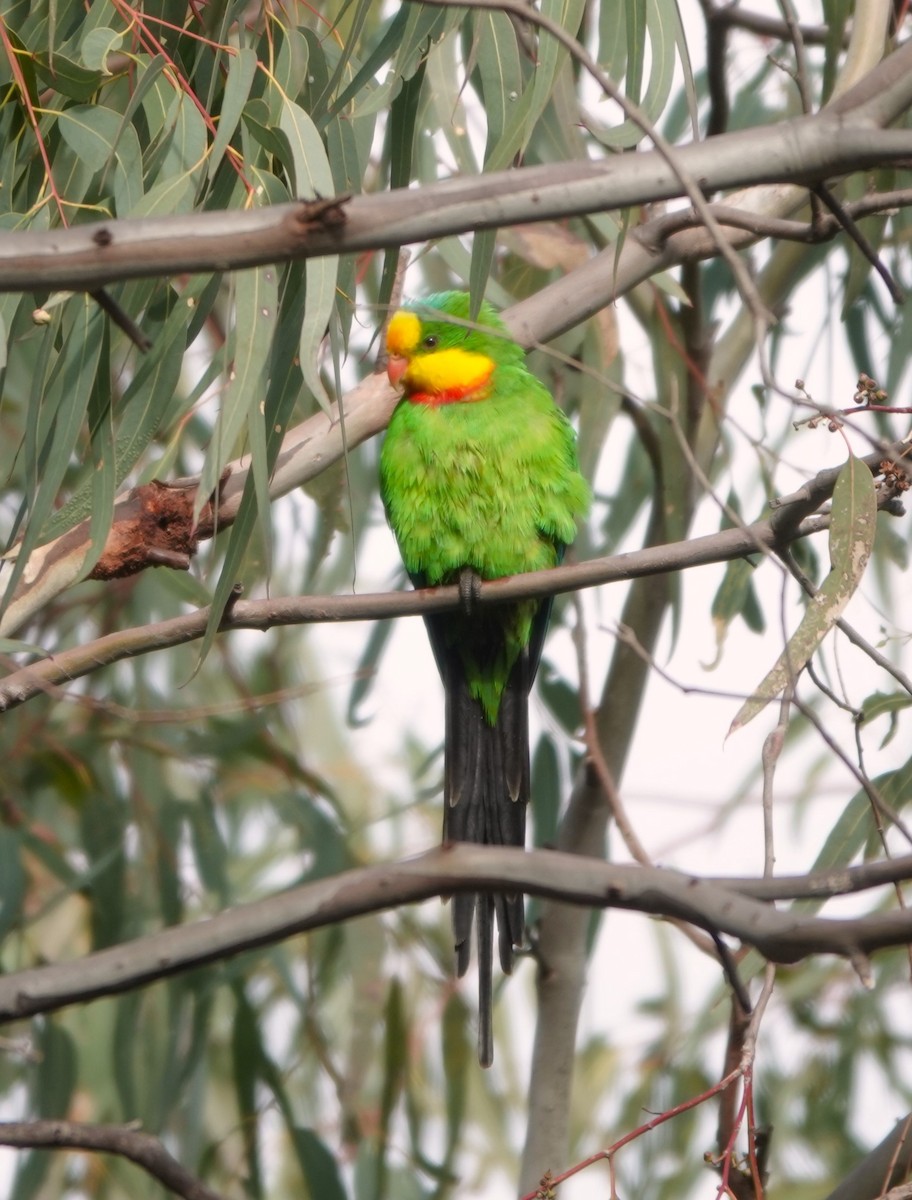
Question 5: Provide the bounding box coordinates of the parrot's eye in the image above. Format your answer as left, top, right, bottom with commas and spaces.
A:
422, 335, 438, 349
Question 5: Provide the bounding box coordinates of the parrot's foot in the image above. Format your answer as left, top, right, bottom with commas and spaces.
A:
457, 566, 482, 616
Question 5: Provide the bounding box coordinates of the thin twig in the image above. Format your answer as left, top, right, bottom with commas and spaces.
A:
814, 184, 905, 303
571, 598, 651, 867
572, 596, 720, 960
761, 694, 791, 877
643, 189, 912, 246
792, 695, 912, 852
777, 0, 814, 114
705, 2, 835, 44
89, 288, 152, 352
520, 1069, 744, 1200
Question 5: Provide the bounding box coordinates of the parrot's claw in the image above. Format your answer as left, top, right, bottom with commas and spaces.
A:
457, 566, 483, 616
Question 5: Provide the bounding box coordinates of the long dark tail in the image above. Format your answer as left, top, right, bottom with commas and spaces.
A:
443, 665, 529, 1067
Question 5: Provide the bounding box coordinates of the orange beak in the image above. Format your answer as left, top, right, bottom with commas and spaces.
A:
387, 354, 408, 387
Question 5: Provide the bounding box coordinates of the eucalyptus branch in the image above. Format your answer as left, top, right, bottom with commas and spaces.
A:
705, 4, 833, 44
1, 40, 912, 294
0, 1120, 229, 1200
4, 429, 897, 710
3, 845, 912, 1024
641, 189, 912, 247
813, 183, 904, 303
0, 492, 866, 713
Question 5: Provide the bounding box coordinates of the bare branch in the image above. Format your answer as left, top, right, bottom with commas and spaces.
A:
0, 41, 911, 294
642, 188, 912, 248
3, 845, 912, 1024
0, 1120, 229, 1200
5, 59, 912, 638
7, 446, 901, 713
813, 183, 904, 303
713, 6, 836, 43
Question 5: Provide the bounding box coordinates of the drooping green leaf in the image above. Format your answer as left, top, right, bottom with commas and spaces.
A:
80, 774, 127, 950
484, 0, 586, 168
11, 1020, 77, 1199
377, 58, 426, 313
591, 0, 678, 147
337, 4, 448, 119
231, 985, 264, 1199
710, 557, 765, 651
822, 0, 854, 101
196, 262, 279, 519
81, 320, 116, 579
37, 276, 205, 545
473, 9, 521, 157
347, 616, 394, 727
196, 262, 306, 663
373, 978, 407, 1200
859, 690, 912, 749
531, 732, 562, 849
31, 51, 103, 100
290, 1127, 349, 1200
730, 458, 877, 733
441, 991, 470, 1174
1, 300, 104, 612
0, 828, 25, 942
209, 46, 259, 179
625, 0, 646, 106
35, 1019, 78, 1119
278, 99, 338, 414
803, 755, 912, 898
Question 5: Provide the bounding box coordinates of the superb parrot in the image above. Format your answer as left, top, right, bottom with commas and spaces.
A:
380, 291, 590, 1066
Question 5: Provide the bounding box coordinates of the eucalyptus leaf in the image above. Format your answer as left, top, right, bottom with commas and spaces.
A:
79, 25, 123, 72
730, 458, 877, 733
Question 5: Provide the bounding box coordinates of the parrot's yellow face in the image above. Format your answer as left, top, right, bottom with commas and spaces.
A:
386, 309, 494, 405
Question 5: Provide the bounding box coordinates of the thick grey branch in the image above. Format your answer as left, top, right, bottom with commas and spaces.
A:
2, 845, 912, 1024
1, 41, 912, 294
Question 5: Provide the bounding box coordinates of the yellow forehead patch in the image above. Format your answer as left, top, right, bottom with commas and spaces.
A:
386, 310, 421, 358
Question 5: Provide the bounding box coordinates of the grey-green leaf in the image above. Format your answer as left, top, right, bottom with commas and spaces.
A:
730, 458, 877, 734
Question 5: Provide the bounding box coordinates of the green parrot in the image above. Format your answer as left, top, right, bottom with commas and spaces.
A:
380, 291, 590, 1066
